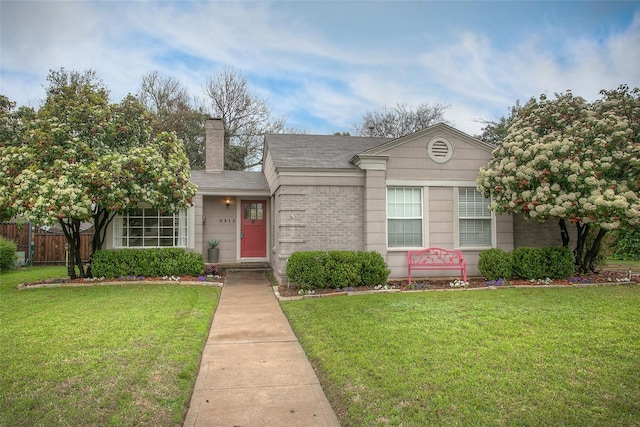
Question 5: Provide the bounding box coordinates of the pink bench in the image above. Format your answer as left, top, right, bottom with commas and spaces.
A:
407, 247, 467, 284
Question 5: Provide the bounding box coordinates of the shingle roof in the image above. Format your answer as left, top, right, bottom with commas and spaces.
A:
190, 170, 269, 192
265, 134, 392, 169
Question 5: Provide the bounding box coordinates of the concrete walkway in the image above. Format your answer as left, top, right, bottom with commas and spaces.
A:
183, 271, 340, 427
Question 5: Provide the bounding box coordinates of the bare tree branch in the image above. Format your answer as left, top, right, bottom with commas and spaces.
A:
203, 67, 287, 170
352, 102, 450, 138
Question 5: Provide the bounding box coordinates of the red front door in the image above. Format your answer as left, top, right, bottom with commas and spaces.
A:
241, 200, 266, 258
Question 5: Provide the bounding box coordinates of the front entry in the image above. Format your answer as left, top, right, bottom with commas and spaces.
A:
241, 200, 267, 258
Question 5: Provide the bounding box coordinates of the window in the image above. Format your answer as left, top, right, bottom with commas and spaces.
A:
113, 208, 187, 248
244, 202, 263, 221
458, 188, 492, 247
387, 188, 422, 247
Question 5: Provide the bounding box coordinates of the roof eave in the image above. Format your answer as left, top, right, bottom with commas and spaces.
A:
274, 167, 366, 177
196, 188, 270, 197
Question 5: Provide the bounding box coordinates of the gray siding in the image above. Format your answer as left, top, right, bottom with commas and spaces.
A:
202, 196, 238, 262
384, 131, 492, 182
428, 187, 455, 248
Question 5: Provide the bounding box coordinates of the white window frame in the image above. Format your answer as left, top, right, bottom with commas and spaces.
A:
456, 188, 494, 249
387, 187, 423, 248
113, 207, 188, 248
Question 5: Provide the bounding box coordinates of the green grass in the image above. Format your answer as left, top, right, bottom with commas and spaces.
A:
606, 259, 640, 267
0, 266, 220, 426
282, 286, 640, 426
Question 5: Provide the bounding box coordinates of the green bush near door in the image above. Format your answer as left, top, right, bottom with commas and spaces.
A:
286, 250, 390, 290
91, 248, 205, 278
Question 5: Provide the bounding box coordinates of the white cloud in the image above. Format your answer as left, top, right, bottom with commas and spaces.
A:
412, 12, 640, 136
1, 2, 638, 138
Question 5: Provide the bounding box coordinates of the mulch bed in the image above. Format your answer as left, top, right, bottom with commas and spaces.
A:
277, 270, 638, 298
16, 270, 637, 295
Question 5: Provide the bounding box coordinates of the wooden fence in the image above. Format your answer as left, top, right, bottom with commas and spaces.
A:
0, 222, 94, 265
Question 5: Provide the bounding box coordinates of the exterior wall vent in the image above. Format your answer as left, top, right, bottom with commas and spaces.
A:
427, 137, 453, 163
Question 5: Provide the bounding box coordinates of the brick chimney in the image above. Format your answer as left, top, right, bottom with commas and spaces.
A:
205, 118, 224, 172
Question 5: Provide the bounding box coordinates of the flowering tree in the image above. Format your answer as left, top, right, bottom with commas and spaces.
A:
477, 85, 640, 273
0, 69, 197, 278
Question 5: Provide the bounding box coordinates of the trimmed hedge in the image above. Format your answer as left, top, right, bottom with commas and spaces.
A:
477, 248, 512, 280
286, 251, 329, 290
0, 236, 17, 271
286, 250, 390, 290
543, 246, 575, 279
478, 246, 574, 280
512, 247, 546, 280
91, 248, 205, 278
359, 250, 392, 286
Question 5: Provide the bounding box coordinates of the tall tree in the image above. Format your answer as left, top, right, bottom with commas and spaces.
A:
477, 85, 640, 273
352, 102, 450, 138
476, 100, 525, 146
138, 71, 209, 169
0, 69, 197, 278
203, 67, 287, 170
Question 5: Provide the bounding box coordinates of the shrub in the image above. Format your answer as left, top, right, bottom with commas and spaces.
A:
286, 250, 390, 290
326, 251, 361, 289
286, 251, 329, 290
478, 248, 512, 280
0, 236, 17, 271
91, 248, 205, 278
543, 246, 574, 279
613, 227, 640, 260
511, 247, 546, 280
480, 247, 575, 281
358, 251, 391, 286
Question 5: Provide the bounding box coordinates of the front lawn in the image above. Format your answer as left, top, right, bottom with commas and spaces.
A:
0, 267, 220, 426
282, 285, 640, 426
606, 259, 640, 268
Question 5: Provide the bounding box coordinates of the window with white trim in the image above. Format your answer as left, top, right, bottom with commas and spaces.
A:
458, 188, 492, 247
387, 187, 422, 247
113, 208, 188, 248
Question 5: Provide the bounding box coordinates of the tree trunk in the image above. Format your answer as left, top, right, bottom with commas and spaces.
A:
86, 207, 116, 277
583, 228, 608, 273
59, 218, 85, 279
573, 222, 607, 274
574, 223, 589, 274
559, 219, 570, 248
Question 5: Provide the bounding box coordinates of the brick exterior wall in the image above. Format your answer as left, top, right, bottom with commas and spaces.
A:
513, 214, 577, 248
272, 184, 365, 280
205, 119, 224, 172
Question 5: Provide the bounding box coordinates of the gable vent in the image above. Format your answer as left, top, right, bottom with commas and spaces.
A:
427, 137, 453, 163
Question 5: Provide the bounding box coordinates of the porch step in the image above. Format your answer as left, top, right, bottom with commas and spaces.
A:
218, 262, 272, 273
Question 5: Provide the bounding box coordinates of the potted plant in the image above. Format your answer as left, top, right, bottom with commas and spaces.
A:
207, 239, 220, 263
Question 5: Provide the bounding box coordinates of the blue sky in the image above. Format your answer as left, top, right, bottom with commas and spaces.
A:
1, 1, 639, 136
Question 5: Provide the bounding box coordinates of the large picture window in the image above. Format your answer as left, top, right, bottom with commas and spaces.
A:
387, 187, 422, 247
113, 208, 187, 248
458, 188, 492, 247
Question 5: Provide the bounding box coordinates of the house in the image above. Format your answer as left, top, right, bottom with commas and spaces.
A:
104, 118, 566, 282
